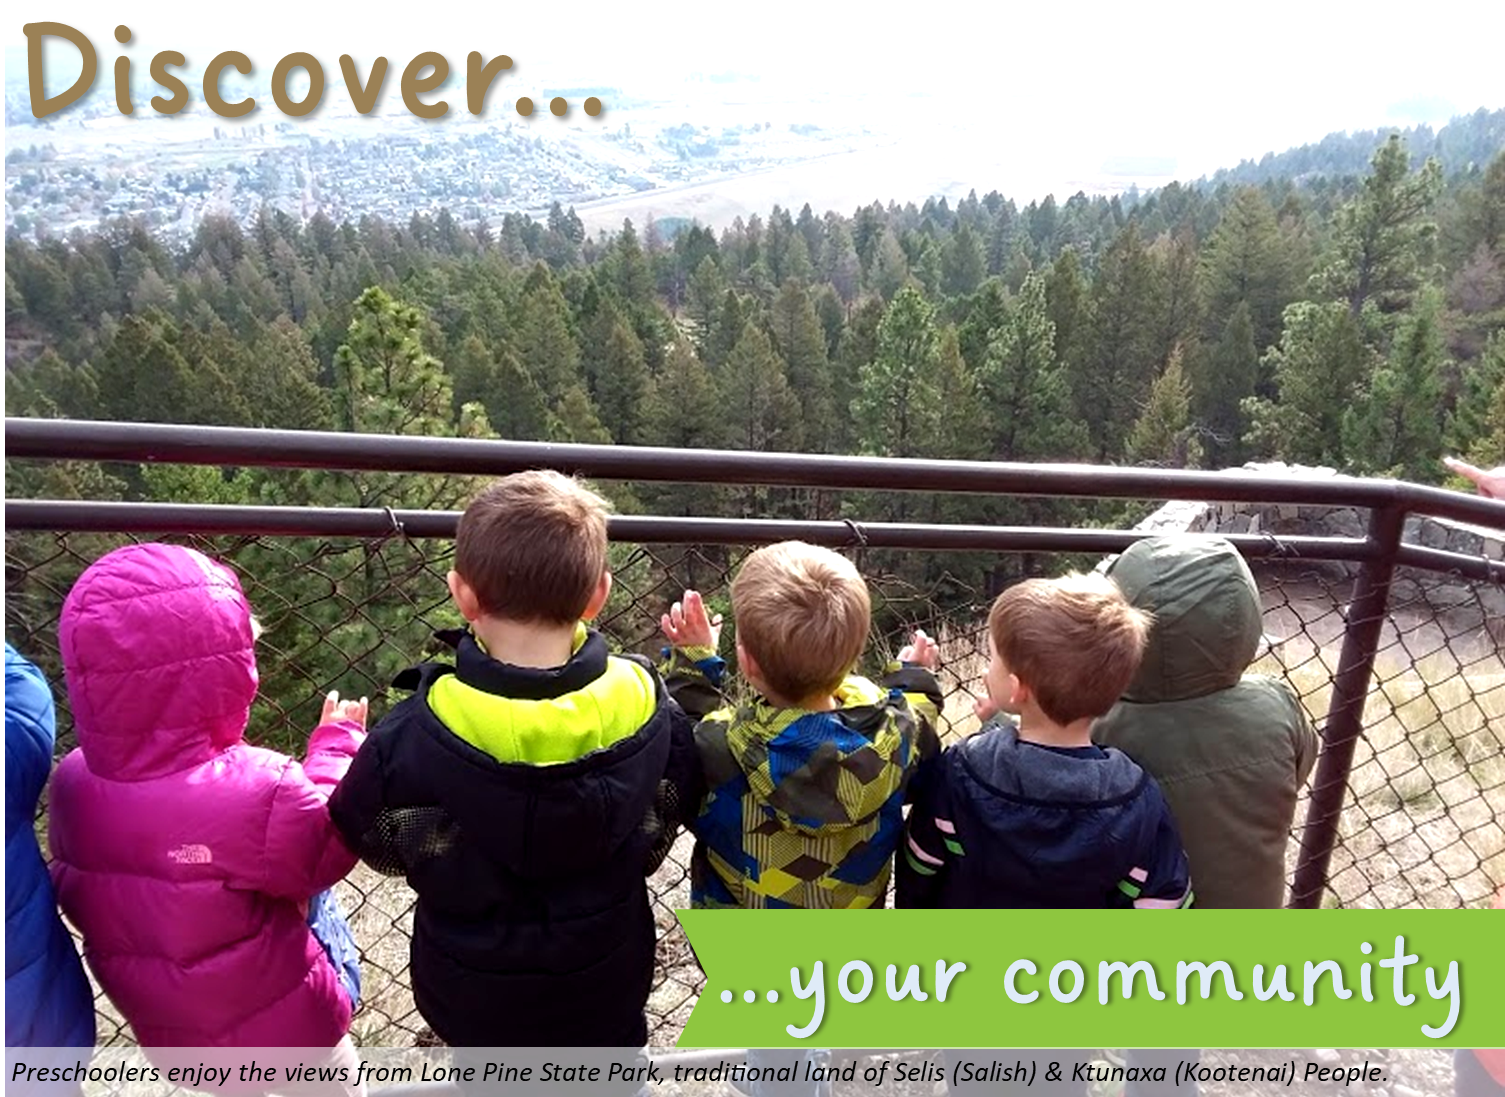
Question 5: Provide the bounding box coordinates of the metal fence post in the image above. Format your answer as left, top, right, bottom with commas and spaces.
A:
1289, 502, 1407, 908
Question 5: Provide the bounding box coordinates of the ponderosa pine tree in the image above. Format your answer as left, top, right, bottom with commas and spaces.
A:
1127, 347, 1199, 469
1447, 331, 1505, 457
1442, 151, 1505, 268
93, 308, 251, 427
1243, 299, 1374, 467
769, 282, 834, 451
1313, 134, 1444, 323
552, 383, 614, 445
1002, 242, 1034, 295
813, 284, 846, 359
705, 289, 747, 369
250, 286, 497, 738
957, 278, 1011, 375
512, 265, 584, 401
1076, 224, 1163, 461
250, 316, 335, 432
1341, 288, 1448, 482
718, 320, 801, 455
1199, 186, 1299, 351
1464, 361, 1505, 467
451, 332, 546, 440
1150, 228, 1203, 371
323, 287, 496, 526
1193, 302, 1260, 468
642, 337, 727, 517
796, 203, 824, 270
1044, 247, 1089, 382
783, 233, 815, 286
686, 255, 727, 353
853, 286, 942, 461
979, 272, 1086, 463
595, 318, 651, 445
823, 219, 862, 304
930, 326, 986, 461
607, 220, 673, 373
717, 320, 801, 517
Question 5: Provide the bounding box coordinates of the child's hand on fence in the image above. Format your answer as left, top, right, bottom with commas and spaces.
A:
898, 629, 939, 670
321, 690, 368, 730
1444, 457, 1505, 499
661, 590, 723, 652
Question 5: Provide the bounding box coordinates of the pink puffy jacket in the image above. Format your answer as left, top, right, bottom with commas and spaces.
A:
48, 543, 365, 1048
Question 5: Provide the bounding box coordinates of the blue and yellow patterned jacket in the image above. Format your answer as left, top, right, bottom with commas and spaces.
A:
661, 645, 943, 909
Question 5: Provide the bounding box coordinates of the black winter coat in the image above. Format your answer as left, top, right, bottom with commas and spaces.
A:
327, 629, 702, 1047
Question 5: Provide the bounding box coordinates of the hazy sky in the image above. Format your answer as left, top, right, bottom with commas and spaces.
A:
8, 0, 1504, 176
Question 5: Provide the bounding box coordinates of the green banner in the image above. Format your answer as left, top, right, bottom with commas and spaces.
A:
675, 910, 1503, 1048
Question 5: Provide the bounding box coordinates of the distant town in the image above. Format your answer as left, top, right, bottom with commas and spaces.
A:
4, 68, 891, 243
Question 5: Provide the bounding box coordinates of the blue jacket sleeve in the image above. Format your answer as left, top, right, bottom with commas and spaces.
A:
5, 645, 56, 844
1113, 781, 1195, 909
894, 752, 956, 909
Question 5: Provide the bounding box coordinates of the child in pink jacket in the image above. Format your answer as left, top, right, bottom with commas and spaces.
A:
47, 543, 367, 1079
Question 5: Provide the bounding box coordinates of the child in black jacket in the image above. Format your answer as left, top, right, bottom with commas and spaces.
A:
328, 471, 702, 1055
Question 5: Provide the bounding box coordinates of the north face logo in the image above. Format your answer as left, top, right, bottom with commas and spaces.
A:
168, 844, 213, 865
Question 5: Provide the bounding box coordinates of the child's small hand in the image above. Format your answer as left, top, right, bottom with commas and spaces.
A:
897, 629, 939, 670
661, 590, 723, 652
973, 694, 999, 723
321, 690, 368, 730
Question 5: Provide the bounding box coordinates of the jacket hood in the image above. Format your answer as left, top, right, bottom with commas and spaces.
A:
952, 721, 1152, 892
958, 720, 1147, 805
427, 701, 672, 881
728, 677, 915, 837
398, 634, 673, 882
58, 543, 257, 781
1106, 534, 1262, 703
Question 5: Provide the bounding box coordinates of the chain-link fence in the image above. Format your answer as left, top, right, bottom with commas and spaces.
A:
7, 519, 1504, 1049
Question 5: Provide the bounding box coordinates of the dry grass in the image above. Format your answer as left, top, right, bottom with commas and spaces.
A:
1260, 644, 1505, 911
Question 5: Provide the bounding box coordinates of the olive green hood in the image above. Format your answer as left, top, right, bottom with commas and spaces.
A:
1106, 535, 1263, 703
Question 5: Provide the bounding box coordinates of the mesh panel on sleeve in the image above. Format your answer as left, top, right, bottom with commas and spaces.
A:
363, 805, 461, 877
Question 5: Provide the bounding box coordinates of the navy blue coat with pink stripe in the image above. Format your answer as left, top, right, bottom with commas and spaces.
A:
894, 720, 1193, 910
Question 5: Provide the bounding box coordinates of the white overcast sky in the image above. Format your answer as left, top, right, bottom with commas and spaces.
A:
7, 0, 1504, 175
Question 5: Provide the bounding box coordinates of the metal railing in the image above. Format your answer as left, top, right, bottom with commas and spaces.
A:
7, 417, 1505, 1050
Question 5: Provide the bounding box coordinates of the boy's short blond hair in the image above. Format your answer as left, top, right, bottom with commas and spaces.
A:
988, 571, 1151, 726
731, 541, 871, 703
454, 470, 611, 626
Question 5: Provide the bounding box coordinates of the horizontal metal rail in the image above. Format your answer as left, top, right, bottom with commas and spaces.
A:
1393, 543, 1505, 583
3, 498, 1395, 563
11, 499, 1505, 579
10, 417, 1505, 527
8, 418, 1505, 924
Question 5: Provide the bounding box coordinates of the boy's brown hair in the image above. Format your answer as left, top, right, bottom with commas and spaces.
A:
731, 541, 871, 703
988, 571, 1151, 726
453, 470, 611, 625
